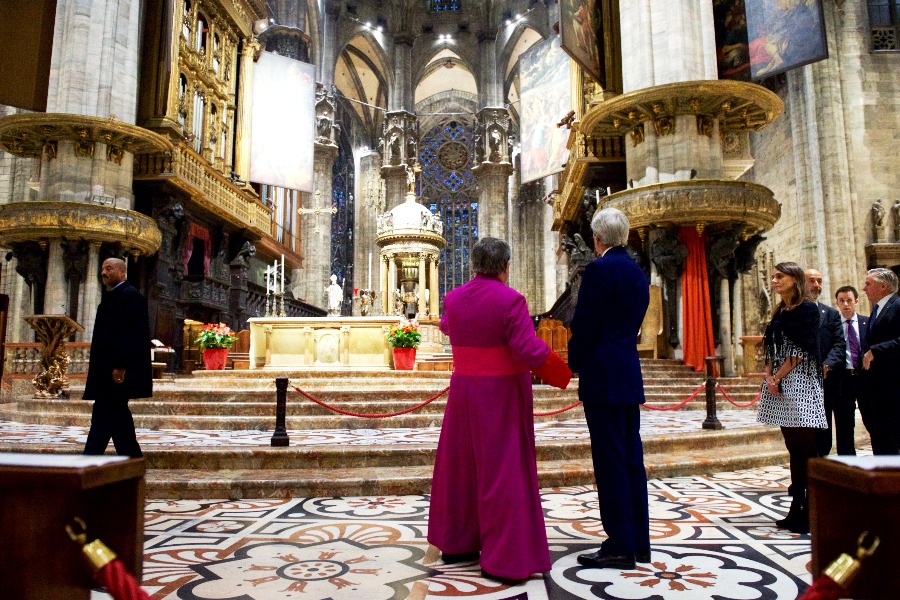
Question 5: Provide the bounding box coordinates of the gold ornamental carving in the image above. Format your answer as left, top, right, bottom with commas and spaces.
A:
24, 315, 85, 398
0, 113, 173, 159
602, 180, 781, 234
579, 80, 783, 139
0, 201, 162, 256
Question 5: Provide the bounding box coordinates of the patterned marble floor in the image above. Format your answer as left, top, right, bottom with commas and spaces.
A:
0, 410, 763, 448
95, 462, 824, 600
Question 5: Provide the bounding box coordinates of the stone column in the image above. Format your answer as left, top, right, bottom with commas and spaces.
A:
388, 254, 397, 315
718, 278, 734, 376
296, 144, 338, 305
43, 241, 67, 315
473, 107, 513, 239
429, 256, 440, 316
233, 41, 259, 182
355, 153, 383, 295
417, 253, 427, 317
81, 242, 102, 339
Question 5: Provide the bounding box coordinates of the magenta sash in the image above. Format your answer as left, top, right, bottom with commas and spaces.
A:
452, 345, 529, 376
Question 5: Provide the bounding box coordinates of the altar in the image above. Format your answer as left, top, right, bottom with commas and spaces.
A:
248, 316, 404, 369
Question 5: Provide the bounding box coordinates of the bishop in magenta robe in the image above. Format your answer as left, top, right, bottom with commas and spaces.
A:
428, 252, 555, 581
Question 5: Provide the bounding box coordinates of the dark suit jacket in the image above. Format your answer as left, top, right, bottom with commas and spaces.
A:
832, 314, 867, 371
83, 281, 153, 400
568, 246, 649, 405
862, 294, 900, 394
816, 301, 846, 369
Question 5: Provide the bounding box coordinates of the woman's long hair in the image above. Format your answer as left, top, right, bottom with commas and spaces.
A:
771, 261, 807, 318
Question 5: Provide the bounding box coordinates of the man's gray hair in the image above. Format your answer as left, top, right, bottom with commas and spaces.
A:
472, 237, 511, 276
591, 207, 630, 247
868, 267, 899, 293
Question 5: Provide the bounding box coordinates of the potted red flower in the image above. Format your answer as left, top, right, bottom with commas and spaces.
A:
195, 323, 238, 370
387, 319, 421, 370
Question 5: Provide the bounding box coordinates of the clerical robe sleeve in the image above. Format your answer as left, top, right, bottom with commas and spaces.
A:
505, 294, 550, 369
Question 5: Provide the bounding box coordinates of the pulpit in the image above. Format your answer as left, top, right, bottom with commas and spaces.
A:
0, 453, 146, 599
23, 314, 85, 397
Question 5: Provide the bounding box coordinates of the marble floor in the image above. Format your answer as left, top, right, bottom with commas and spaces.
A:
0, 417, 837, 599
113, 462, 816, 600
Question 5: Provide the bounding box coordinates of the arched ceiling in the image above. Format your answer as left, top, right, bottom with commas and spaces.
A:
334, 33, 389, 144
414, 50, 478, 105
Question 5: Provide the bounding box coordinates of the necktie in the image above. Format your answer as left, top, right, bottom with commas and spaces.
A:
846, 319, 860, 368
869, 303, 879, 339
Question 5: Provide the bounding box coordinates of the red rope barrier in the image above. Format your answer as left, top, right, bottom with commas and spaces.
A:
716, 382, 762, 408
642, 383, 705, 411
293, 385, 450, 418
534, 401, 583, 416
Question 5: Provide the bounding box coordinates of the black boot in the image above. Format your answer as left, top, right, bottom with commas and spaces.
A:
775, 486, 808, 533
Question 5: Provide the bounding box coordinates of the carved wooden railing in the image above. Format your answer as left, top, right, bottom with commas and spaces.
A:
134, 142, 271, 235
4, 342, 91, 375
181, 275, 231, 310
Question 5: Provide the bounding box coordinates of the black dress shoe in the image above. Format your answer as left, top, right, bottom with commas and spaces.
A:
636, 550, 651, 563
481, 569, 526, 585
442, 551, 480, 564
577, 550, 636, 570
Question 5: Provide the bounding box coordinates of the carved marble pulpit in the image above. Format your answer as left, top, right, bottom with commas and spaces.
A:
24, 314, 85, 398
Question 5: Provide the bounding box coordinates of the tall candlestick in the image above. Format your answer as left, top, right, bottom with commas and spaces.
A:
281, 254, 285, 295
367, 252, 372, 290
595, 190, 600, 204
266, 265, 271, 292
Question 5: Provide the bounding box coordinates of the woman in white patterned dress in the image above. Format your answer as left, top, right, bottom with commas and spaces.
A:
757, 261, 826, 534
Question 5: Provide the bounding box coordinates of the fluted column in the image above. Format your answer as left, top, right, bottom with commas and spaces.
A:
43, 241, 67, 315
81, 242, 102, 339
296, 145, 338, 305
381, 253, 390, 314
417, 253, 427, 317
429, 256, 439, 316
234, 40, 259, 182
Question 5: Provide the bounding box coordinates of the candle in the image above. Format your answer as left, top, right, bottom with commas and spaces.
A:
367, 252, 372, 290
607, 186, 612, 196
265, 265, 271, 292
280, 254, 285, 295
595, 190, 600, 203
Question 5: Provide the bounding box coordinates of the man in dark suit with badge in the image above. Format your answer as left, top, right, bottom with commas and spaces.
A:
831, 285, 867, 455
82, 257, 152, 458
860, 268, 900, 455
569, 207, 650, 570
805, 269, 846, 456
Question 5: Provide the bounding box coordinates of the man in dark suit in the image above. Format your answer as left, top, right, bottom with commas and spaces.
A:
830, 285, 868, 455
860, 268, 900, 455
805, 269, 847, 457
82, 257, 152, 458
568, 207, 650, 570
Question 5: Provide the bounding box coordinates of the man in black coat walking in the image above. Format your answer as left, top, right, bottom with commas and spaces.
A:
82, 257, 152, 458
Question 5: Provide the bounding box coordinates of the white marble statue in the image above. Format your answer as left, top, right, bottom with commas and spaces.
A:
325, 274, 343, 315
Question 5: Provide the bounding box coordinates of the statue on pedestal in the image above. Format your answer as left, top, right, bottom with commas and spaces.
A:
325, 274, 343, 315
873, 198, 887, 242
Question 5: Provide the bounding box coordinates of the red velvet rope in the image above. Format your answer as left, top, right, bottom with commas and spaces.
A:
641, 383, 705, 411
95, 559, 151, 600
534, 401, 583, 417
796, 574, 844, 600
293, 385, 449, 418
716, 382, 762, 408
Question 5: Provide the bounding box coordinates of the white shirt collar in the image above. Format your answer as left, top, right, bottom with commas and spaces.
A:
875, 293, 895, 314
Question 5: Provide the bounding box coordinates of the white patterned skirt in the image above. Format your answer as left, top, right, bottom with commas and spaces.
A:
756, 369, 826, 428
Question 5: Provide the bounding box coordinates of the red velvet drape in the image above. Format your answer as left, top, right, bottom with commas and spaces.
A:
183, 223, 212, 276
679, 227, 715, 372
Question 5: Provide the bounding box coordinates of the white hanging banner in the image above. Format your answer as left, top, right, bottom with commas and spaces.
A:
249, 51, 315, 192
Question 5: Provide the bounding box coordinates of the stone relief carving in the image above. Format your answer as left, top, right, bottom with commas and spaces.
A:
734, 234, 766, 274
873, 198, 887, 242
649, 228, 688, 282
707, 228, 741, 280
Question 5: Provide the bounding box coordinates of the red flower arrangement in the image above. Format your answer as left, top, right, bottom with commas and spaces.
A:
387, 319, 421, 348
195, 323, 238, 349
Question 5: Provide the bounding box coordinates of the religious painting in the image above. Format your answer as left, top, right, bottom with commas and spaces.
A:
745, 0, 828, 80
713, 0, 751, 80
249, 51, 315, 192
519, 36, 572, 185
559, 0, 604, 85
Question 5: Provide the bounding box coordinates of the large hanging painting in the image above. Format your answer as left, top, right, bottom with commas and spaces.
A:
519, 36, 572, 185
713, 0, 751, 80
249, 51, 315, 191
745, 0, 828, 80
559, 0, 603, 85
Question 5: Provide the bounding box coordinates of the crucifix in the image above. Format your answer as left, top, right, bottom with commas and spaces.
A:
298, 189, 338, 234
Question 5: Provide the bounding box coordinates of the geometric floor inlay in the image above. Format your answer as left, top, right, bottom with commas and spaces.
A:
136, 463, 817, 599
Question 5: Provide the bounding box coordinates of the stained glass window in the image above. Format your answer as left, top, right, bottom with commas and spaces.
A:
419, 118, 477, 301
330, 103, 355, 316
431, 0, 460, 11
